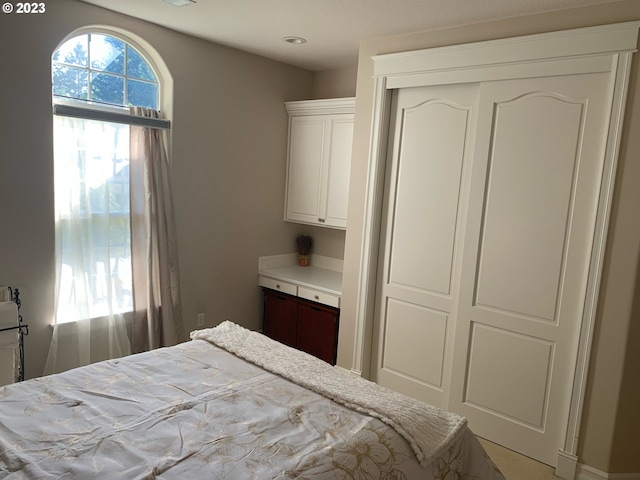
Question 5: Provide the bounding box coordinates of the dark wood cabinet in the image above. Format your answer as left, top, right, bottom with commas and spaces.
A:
263, 288, 339, 365
263, 288, 299, 349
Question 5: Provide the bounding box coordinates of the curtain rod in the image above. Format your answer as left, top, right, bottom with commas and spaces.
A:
53, 104, 171, 130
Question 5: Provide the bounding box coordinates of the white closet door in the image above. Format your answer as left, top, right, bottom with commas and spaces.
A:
449, 72, 612, 465
371, 84, 479, 408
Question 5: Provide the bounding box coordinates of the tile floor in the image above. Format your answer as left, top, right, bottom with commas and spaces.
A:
478, 438, 560, 480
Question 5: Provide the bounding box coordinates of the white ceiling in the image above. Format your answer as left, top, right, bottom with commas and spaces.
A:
79, 0, 621, 71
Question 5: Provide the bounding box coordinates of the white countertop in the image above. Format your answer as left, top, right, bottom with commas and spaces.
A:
258, 254, 343, 296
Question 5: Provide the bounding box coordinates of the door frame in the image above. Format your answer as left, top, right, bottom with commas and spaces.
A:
351, 21, 639, 477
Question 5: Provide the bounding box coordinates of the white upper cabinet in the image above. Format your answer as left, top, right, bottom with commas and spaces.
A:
284, 98, 355, 229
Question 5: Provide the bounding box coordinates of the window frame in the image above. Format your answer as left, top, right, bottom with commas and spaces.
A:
51, 28, 170, 325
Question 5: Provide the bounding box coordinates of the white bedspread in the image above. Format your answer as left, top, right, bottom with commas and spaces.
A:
0, 325, 504, 479
192, 321, 467, 467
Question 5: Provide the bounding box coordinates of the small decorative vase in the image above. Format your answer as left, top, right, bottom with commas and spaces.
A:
298, 254, 310, 266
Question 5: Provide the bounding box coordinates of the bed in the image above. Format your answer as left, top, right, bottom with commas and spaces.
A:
0, 321, 504, 479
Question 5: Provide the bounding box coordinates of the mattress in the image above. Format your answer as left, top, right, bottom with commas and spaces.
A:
0, 322, 505, 479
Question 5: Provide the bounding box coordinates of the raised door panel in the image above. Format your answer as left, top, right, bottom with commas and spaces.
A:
464, 323, 554, 428
387, 99, 471, 297
474, 93, 583, 321
286, 117, 325, 224
371, 83, 479, 408
323, 116, 354, 229
379, 299, 448, 390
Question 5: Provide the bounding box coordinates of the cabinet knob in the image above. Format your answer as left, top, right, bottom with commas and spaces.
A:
276, 284, 281, 289
314, 295, 320, 300
318, 218, 325, 223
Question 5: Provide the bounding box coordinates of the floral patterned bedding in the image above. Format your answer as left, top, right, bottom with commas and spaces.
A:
0, 332, 504, 479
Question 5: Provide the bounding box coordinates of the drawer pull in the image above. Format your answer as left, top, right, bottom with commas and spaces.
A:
298, 286, 340, 308
276, 284, 280, 289
318, 218, 326, 223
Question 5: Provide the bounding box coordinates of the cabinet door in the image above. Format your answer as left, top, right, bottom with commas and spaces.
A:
322, 116, 354, 229
285, 113, 354, 230
285, 117, 325, 225
297, 302, 339, 365
263, 290, 298, 349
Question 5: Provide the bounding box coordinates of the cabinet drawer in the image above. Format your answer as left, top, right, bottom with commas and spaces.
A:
259, 276, 297, 296
298, 286, 340, 308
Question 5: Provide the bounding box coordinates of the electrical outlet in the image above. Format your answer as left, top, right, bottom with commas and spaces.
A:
197, 313, 205, 327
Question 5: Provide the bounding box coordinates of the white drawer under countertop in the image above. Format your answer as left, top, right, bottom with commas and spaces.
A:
258, 276, 298, 296
298, 286, 340, 308
258, 254, 342, 308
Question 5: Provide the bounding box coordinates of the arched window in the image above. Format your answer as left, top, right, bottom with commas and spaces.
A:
52, 33, 159, 109
48, 30, 181, 373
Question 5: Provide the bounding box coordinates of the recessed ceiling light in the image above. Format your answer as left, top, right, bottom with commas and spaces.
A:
283, 36, 307, 45
162, 0, 196, 6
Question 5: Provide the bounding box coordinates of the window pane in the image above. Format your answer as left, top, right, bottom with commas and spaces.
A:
127, 80, 158, 109
54, 117, 133, 322
52, 35, 88, 67
52, 34, 160, 110
127, 45, 156, 82
52, 64, 89, 100
91, 72, 124, 105
90, 34, 125, 75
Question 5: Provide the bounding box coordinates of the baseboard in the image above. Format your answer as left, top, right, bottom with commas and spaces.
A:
577, 464, 640, 480
556, 449, 640, 480
334, 365, 361, 377
557, 451, 579, 479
